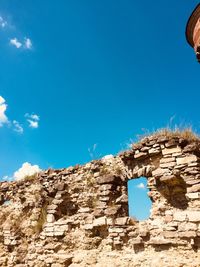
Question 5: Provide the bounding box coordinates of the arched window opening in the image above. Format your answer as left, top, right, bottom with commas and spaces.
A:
128, 177, 152, 221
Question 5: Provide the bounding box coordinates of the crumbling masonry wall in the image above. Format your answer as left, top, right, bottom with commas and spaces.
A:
1, 133, 200, 266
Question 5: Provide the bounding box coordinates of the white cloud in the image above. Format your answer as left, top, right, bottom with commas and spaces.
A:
24, 38, 32, 49
136, 182, 146, 190
0, 97, 39, 133
27, 120, 38, 128
13, 120, 23, 134
0, 96, 9, 127
102, 154, 114, 162
0, 97, 23, 133
10, 37, 33, 50
10, 38, 22, 49
0, 16, 7, 28
102, 154, 114, 160
25, 113, 40, 129
14, 162, 41, 181
29, 114, 39, 120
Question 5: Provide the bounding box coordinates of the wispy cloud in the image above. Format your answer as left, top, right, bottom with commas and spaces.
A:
13, 120, 23, 134
14, 162, 41, 180
0, 96, 9, 127
136, 182, 146, 190
10, 38, 22, 48
24, 37, 32, 49
10, 37, 33, 50
25, 113, 40, 128
88, 143, 100, 159
0, 95, 39, 134
0, 14, 34, 50
0, 16, 7, 28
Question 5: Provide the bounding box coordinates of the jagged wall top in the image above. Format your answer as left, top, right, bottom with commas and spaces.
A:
1, 130, 200, 266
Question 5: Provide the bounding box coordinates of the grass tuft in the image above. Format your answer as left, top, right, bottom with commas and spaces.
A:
137, 126, 199, 143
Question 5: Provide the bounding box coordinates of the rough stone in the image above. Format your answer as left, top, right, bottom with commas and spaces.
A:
176, 155, 198, 165
162, 146, 182, 156
0, 132, 200, 266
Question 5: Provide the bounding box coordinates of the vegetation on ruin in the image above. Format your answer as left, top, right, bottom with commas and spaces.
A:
137, 126, 199, 144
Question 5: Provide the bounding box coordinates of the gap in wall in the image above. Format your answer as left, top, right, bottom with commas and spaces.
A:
128, 177, 152, 220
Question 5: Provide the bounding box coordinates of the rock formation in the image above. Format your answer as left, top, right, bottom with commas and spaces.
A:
1, 131, 200, 266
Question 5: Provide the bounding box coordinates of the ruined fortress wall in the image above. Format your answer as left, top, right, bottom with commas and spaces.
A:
1, 133, 200, 266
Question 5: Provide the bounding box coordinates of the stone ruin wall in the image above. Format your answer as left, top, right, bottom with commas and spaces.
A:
1, 134, 200, 266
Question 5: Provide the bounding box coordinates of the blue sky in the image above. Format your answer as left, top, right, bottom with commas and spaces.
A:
0, 0, 200, 186
128, 178, 151, 220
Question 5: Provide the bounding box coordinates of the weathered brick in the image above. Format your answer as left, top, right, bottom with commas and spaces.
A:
162, 146, 181, 156
93, 217, 107, 227
187, 211, 200, 222
176, 155, 198, 165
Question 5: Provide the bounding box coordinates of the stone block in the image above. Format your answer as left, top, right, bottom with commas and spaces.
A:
148, 237, 172, 245
47, 204, 57, 211
96, 175, 120, 185
83, 224, 93, 230
148, 148, 160, 155
134, 152, 148, 159
109, 227, 125, 233
107, 218, 114, 225
160, 157, 176, 164
178, 222, 197, 231
187, 211, 200, 222
164, 215, 173, 223
55, 182, 65, 191
57, 254, 73, 266
93, 216, 106, 227
152, 168, 170, 177
185, 179, 200, 185
162, 231, 178, 239
115, 194, 128, 203
78, 207, 90, 213
47, 214, 55, 223
44, 226, 54, 232
54, 231, 64, 236
109, 232, 118, 237
54, 218, 72, 225
187, 184, 200, 193
140, 146, 149, 152
99, 184, 113, 191
176, 155, 198, 165
130, 237, 143, 244
186, 192, 200, 199
54, 225, 68, 232
173, 211, 187, 222
105, 206, 120, 216
92, 208, 104, 217
162, 146, 181, 156
45, 232, 54, 237
99, 196, 110, 202
160, 162, 176, 168
51, 264, 62, 267
115, 217, 128, 225
99, 190, 111, 196
178, 231, 196, 238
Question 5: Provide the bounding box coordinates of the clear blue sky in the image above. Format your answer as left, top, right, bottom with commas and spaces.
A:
128, 178, 151, 220
0, 0, 200, 182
